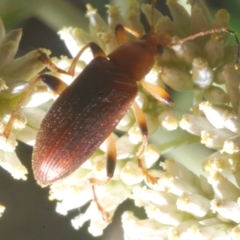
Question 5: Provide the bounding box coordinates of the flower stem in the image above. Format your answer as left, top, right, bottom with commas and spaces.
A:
159, 134, 200, 153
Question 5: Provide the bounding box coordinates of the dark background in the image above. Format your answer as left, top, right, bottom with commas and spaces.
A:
0, 0, 240, 239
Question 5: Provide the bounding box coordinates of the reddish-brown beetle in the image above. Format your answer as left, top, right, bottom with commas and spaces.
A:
33, 29, 174, 185
2, 2, 240, 190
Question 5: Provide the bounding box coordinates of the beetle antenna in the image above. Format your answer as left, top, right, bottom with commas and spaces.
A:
171, 27, 240, 70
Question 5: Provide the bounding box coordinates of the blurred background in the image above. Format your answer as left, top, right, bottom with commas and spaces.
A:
0, 0, 240, 239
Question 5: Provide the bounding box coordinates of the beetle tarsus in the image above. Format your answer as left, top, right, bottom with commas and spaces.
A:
115, 24, 128, 46
89, 177, 110, 185
91, 185, 112, 223
140, 80, 174, 106
137, 158, 159, 184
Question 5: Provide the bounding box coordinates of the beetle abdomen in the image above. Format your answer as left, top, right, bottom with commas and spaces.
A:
32, 57, 138, 186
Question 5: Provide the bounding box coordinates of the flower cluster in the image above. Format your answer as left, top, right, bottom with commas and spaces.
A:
1, 0, 240, 239
50, 0, 240, 238
0, 18, 55, 212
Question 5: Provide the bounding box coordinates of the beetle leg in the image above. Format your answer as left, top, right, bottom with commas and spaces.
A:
106, 133, 117, 178
0, 73, 67, 140
0, 48, 73, 140
40, 42, 108, 94
68, 42, 107, 76
131, 101, 148, 147
89, 134, 116, 222
91, 185, 111, 222
1, 76, 42, 140
115, 24, 141, 47
37, 49, 68, 75
41, 75, 68, 95
140, 80, 174, 106
131, 101, 158, 184
1, 43, 108, 140
115, 24, 128, 46
90, 133, 117, 185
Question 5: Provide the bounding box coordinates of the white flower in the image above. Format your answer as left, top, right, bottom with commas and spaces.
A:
0, 19, 54, 181
46, 0, 240, 237
2, 0, 240, 238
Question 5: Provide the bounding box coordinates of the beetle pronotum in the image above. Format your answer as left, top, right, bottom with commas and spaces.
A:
1, 0, 240, 220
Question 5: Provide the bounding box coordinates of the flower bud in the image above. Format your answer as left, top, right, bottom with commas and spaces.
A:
208, 172, 240, 201
199, 101, 230, 129
58, 27, 95, 61
202, 150, 238, 174
116, 110, 134, 132
2, 49, 50, 86
0, 42, 19, 69
231, 225, 240, 239
85, 4, 108, 37
128, 124, 143, 144
158, 109, 179, 130
97, 32, 117, 53
223, 65, 240, 111
166, 0, 190, 35
155, 16, 184, 38
0, 132, 17, 152
158, 172, 201, 196
116, 135, 135, 159
179, 114, 213, 136
177, 192, 210, 217
168, 219, 200, 239
145, 112, 159, 134
159, 66, 193, 91
211, 199, 240, 223
131, 186, 177, 207
172, 37, 200, 66
201, 128, 234, 149
221, 110, 240, 133
106, 4, 125, 32
190, 4, 210, 38
126, 0, 144, 34
203, 86, 229, 105
0, 150, 28, 180
222, 135, 240, 154
122, 211, 169, 240
120, 161, 143, 185
0, 17, 5, 42
141, 4, 163, 26
146, 203, 188, 226
192, 57, 213, 89
0, 29, 22, 68
187, 223, 233, 238
204, 36, 225, 68
212, 9, 230, 43
199, 175, 214, 199
142, 144, 160, 168
188, 0, 212, 25
14, 126, 37, 146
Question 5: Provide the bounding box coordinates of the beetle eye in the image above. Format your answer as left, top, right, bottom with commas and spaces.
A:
157, 44, 163, 54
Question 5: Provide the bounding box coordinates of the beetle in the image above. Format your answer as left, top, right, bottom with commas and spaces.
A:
2, 3, 240, 188
32, 31, 175, 185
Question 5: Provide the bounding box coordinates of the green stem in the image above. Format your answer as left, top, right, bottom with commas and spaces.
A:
159, 134, 200, 153
193, 89, 204, 105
